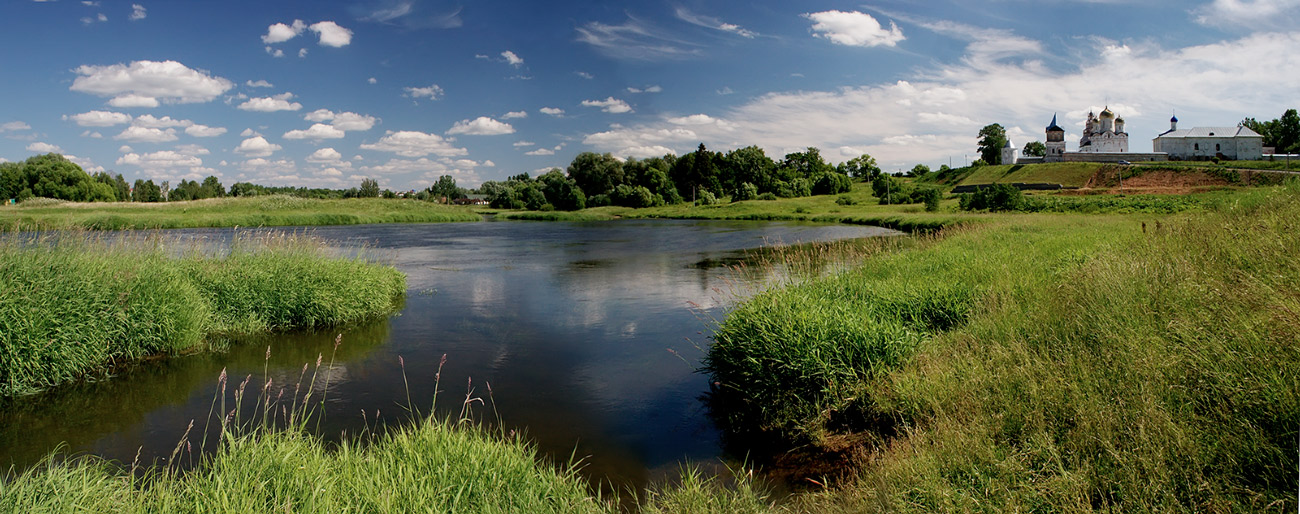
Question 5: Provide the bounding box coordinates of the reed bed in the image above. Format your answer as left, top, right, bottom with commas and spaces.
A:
0, 230, 405, 397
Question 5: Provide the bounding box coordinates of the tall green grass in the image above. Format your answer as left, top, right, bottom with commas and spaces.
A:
0, 195, 481, 231
0, 232, 405, 397
0, 350, 610, 513
705, 184, 1299, 511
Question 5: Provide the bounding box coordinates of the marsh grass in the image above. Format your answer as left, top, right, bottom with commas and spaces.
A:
0, 230, 405, 397
0, 195, 481, 231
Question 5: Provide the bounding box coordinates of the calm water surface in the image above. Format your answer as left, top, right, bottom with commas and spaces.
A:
0, 219, 897, 492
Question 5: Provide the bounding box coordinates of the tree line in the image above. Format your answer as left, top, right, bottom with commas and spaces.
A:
477, 144, 885, 211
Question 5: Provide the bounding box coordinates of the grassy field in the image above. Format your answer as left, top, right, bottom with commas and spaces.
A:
0, 195, 481, 230
704, 183, 1298, 511
0, 232, 406, 397
931, 162, 1104, 188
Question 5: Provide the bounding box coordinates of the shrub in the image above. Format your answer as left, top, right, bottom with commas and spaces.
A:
696, 190, 719, 206
920, 188, 941, 211
757, 192, 778, 201
959, 183, 1023, 211
811, 172, 852, 196
731, 182, 759, 202
836, 195, 857, 206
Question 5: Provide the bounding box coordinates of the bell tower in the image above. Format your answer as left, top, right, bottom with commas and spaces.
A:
1045, 114, 1066, 162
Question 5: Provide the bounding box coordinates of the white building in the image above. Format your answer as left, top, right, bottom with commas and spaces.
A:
1152, 115, 1264, 160
1078, 107, 1129, 153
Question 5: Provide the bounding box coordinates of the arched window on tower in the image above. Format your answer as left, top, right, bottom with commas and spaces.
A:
1216, 144, 1221, 152
1194, 143, 1199, 151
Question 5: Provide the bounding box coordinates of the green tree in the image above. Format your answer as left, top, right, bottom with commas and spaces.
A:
201, 175, 225, 198
132, 179, 161, 202
1277, 109, 1300, 153
426, 175, 464, 202
1022, 141, 1046, 157
540, 169, 586, 210
359, 177, 381, 198
719, 146, 775, 194
811, 172, 852, 195
840, 154, 881, 180
908, 164, 931, 177
977, 123, 1008, 165
566, 152, 624, 196
782, 147, 833, 178
670, 144, 721, 201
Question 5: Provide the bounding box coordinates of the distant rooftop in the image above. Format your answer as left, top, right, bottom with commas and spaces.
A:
1156, 126, 1262, 138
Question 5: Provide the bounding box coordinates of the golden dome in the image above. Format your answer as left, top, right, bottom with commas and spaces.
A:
1100, 106, 1115, 118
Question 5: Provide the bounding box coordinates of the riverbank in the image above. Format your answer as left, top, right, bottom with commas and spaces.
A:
0, 195, 480, 230
705, 183, 1299, 511
0, 232, 405, 397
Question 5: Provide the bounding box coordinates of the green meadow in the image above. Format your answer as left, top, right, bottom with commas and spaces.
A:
0, 195, 480, 230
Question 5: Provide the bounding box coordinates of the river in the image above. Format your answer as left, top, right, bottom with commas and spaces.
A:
0, 219, 897, 493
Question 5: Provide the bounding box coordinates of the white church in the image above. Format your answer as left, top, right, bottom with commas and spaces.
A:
1006, 107, 1263, 164
1152, 115, 1264, 160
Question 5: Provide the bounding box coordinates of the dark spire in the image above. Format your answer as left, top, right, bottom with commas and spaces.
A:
1046, 113, 1063, 132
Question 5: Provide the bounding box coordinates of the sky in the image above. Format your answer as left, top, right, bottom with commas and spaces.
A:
1, 0, 1297, 191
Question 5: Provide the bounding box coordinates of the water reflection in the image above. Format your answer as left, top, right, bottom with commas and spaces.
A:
0, 219, 898, 494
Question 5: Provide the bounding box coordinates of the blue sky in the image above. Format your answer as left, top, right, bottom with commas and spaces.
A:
1, 0, 1297, 190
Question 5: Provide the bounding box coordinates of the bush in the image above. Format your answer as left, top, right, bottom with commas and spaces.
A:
959, 183, 1023, 212
811, 172, 852, 196
611, 184, 660, 208
696, 190, 719, 206
731, 182, 759, 202
920, 188, 941, 212
586, 193, 611, 208
836, 195, 857, 206
757, 192, 778, 201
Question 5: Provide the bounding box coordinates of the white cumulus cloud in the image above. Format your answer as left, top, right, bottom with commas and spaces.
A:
309, 21, 353, 47
117, 150, 202, 170
502, 110, 527, 119
246, 79, 274, 88
803, 10, 904, 48
262, 20, 306, 44
27, 142, 63, 153
114, 126, 178, 143
446, 117, 515, 136
185, 124, 227, 137
71, 60, 233, 106
238, 92, 303, 112
360, 131, 467, 157
234, 136, 282, 157
66, 110, 132, 127
283, 123, 346, 140
129, 3, 146, 21
305, 147, 346, 165
539, 107, 565, 116
582, 97, 633, 113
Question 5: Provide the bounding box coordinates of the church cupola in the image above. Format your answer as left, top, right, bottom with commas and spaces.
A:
1170, 114, 1178, 132
1115, 116, 1125, 134
1100, 106, 1115, 133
